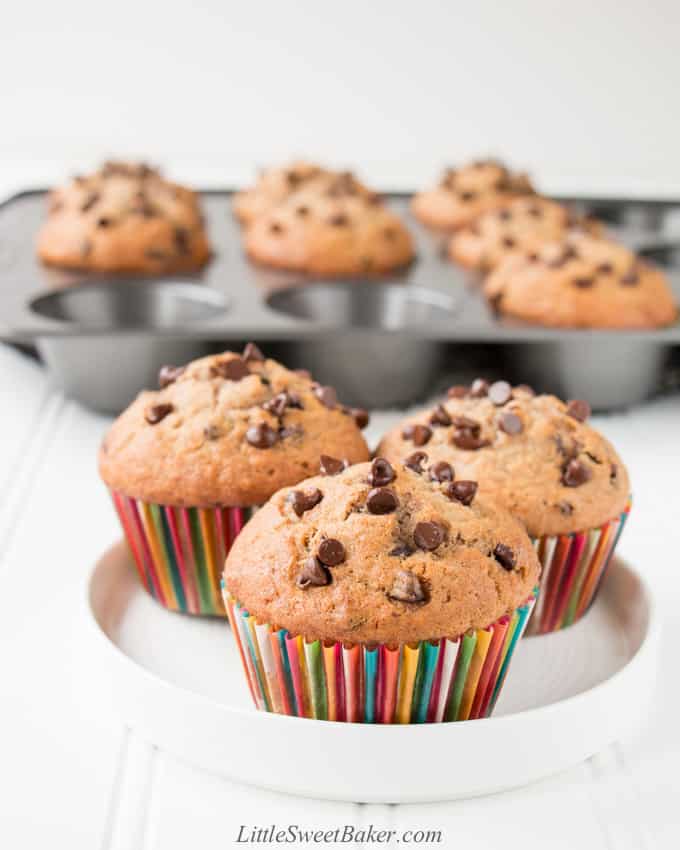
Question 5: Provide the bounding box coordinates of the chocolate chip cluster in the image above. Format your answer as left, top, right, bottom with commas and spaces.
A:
143, 343, 369, 450
292, 457, 519, 605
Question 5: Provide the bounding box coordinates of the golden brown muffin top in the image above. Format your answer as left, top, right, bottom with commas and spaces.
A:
99, 346, 370, 507
412, 158, 535, 231
448, 196, 601, 271
485, 234, 677, 329
377, 381, 630, 537
37, 161, 210, 273
224, 458, 539, 643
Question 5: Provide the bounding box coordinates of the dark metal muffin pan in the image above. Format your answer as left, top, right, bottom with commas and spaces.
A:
0, 189, 679, 412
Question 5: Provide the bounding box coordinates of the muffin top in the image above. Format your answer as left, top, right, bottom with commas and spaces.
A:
244, 185, 414, 276
224, 458, 539, 644
232, 161, 326, 225
448, 196, 600, 271
232, 163, 373, 226
412, 158, 535, 231
37, 161, 211, 274
485, 234, 677, 329
99, 346, 370, 506
377, 381, 630, 537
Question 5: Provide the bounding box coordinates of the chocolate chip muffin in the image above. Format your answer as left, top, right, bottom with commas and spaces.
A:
37, 161, 211, 274
224, 458, 539, 722
448, 196, 601, 271
233, 161, 326, 225
485, 234, 677, 328
377, 380, 631, 633
100, 345, 370, 616
244, 182, 414, 276
412, 158, 535, 231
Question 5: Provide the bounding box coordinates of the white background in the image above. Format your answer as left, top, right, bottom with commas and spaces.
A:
1, 0, 680, 195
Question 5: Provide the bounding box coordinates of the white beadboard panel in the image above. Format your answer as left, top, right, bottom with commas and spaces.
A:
0, 390, 122, 849
145, 751, 362, 850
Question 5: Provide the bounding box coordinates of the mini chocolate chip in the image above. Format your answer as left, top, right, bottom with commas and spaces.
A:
383, 227, 396, 241
573, 276, 594, 289
402, 424, 432, 447
610, 463, 618, 483
81, 191, 100, 212
329, 213, 349, 226
145, 403, 173, 424
201, 424, 220, 441
470, 378, 489, 398
414, 521, 446, 551
430, 404, 452, 427
493, 543, 516, 570
174, 227, 190, 254
389, 542, 415, 558
445, 480, 478, 506
429, 461, 454, 482
488, 380, 513, 406
498, 209, 512, 221
557, 500, 574, 515
451, 415, 480, 432
158, 364, 185, 388
246, 423, 278, 449
403, 451, 428, 473
320, 454, 347, 476
287, 488, 323, 517
562, 458, 591, 487
447, 385, 468, 399
243, 342, 265, 362
499, 411, 523, 435
527, 205, 542, 218
296, 557, 330, 588
350, 407, 370, 429
368, 457, 395, 487
314, 385, 338, 409
260, 377, 271, 386
96, 216, 112, 228
597, 262, 613, 274
452, 429, 490, 450
459, 191, 476, 202
211, 357, 251, 381
295, 205, 309, 217
502, 236, 516, 249
566, 399, 591, 422
388, 570, 426, 603
269, 221, 284, 235
366, 487, 399, 515
262, 392, 289, 418
318, 538, 345, 566
620, 269, 639, 286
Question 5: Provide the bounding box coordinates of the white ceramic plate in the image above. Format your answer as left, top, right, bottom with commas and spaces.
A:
87, 542, 659, 803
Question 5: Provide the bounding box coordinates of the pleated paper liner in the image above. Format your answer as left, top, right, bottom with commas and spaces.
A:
224, 590, 537, 723
111, 490, 254, 616
527, 503, 631, 636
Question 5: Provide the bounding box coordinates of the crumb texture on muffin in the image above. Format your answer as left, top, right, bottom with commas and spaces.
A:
37, 161, 211, 273
485, 234, 677, 329
224, 458, 540, 644
412, 158, 535, 231
377, 381, 630, 537
99, 347, 370, 506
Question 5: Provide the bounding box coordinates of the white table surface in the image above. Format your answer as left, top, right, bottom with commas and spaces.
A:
0, 340, 678, 850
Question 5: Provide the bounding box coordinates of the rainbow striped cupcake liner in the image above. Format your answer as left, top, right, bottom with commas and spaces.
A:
111, 490, 254, 616
527, 503, 631, 635
224, 590, 537, 724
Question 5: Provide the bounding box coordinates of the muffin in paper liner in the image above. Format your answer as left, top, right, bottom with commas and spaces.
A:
224, 590, 537, 723
527, 503, 630, 635
112, 490, 254, 616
